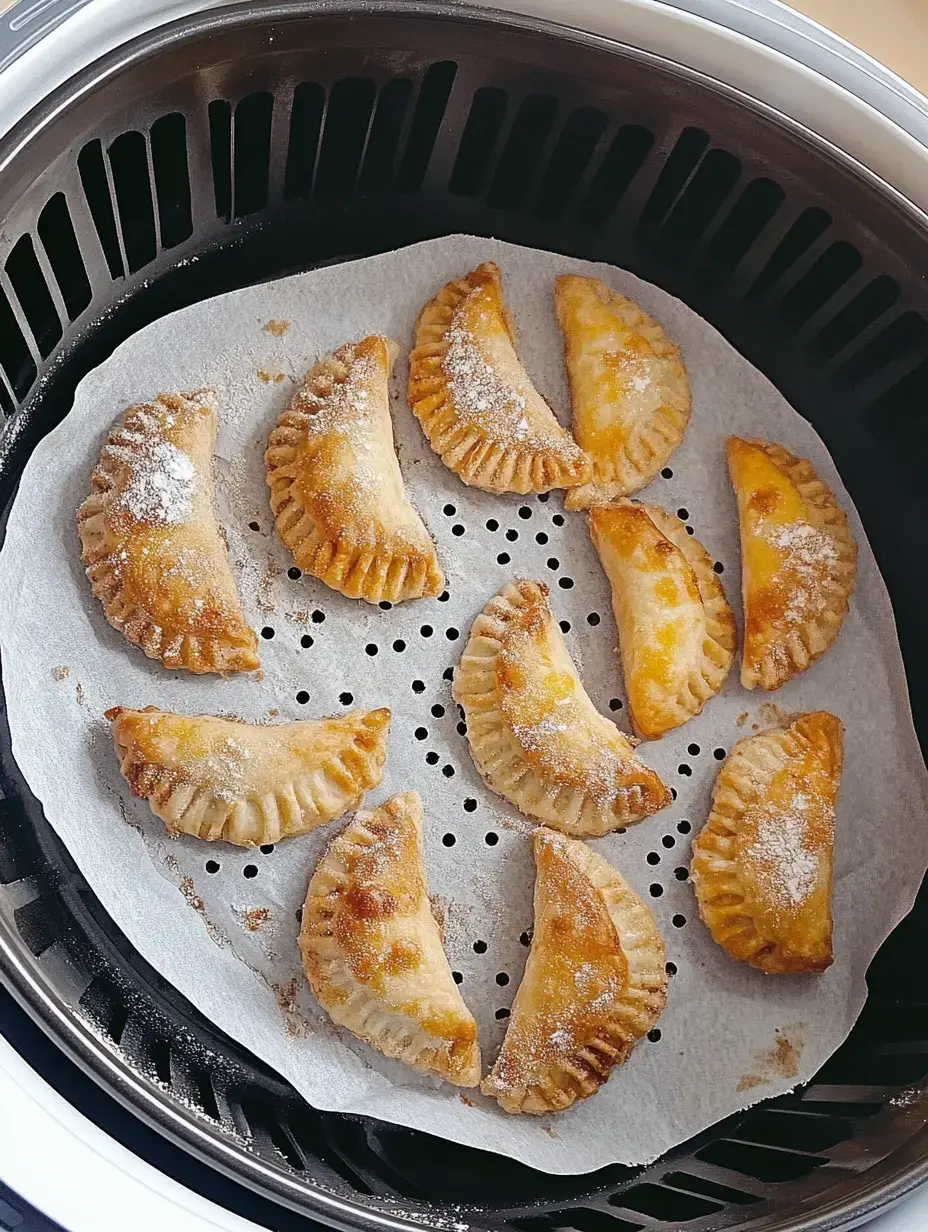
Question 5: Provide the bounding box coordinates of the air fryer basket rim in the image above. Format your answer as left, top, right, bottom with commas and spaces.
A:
0, 3, 927, 1231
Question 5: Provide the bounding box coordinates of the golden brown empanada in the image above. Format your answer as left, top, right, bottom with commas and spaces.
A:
78, 391, 259, 674
728, 437, 857, 691
300, 791, 481, 1086
590, 500, 736, 739
482, 827, 667, 1114
453, 580, 670, 836
266, 336, 444, 604
408, 263, 591, 494
107, 705, 390, 847
555, 274, 690, 510
691, 711, 842, 974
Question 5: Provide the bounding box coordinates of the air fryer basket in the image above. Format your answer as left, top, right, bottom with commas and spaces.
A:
1, 3, 927, 1230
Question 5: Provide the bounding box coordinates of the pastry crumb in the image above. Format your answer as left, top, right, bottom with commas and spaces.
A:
267, 707, 280, 718
257, 369, 286, 384
238, 906, 271, 932
737, 712, 749, 728
265, 319, 291, 337
180, 875, 206, 914
458, 1094, 474, 1107
51, 665, 71, 681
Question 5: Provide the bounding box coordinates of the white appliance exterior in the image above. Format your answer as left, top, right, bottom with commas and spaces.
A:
0, 2, 926, 1228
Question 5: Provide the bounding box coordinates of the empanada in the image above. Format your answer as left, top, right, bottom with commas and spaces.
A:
408, 263, 591, 494
482, 827, 667, 1114
77, 391, 259, 674
691, 711, 842, 974
590, 500, 736, 739
300, 791, 481, 1086
453, 580, 670, 836
555, 275, 690, 510
728, 437, 857, 691
107, 705, 390, 847
266, 336, 444, 604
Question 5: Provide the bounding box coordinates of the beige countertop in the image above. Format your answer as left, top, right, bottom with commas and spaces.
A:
787, 0, 928, 92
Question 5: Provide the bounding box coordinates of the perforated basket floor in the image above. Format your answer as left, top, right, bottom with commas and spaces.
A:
0, 5, 927, 1231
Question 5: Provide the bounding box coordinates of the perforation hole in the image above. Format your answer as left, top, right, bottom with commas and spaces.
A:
426, 752, 439, 765
438, 590, 450, 602
300, 634, 313, 649
687, 744, 700, 756
442, 833, 456, 848
675, 867, 689, 881
662, 835, 675, 849
547, 557, 559, 571
713, 561, 724, 574
558, 577, 574, 590
495, 972, 510, 986
505, 529, 518, 541
559, 620, 571, 634
243, 865, 258, 879
473, 940, 487, 954
495, 1007, 510, 1020
311, 610, 325, 623
261, 626, 275, 640
520, 930, 532, 947
497, 552, 510, 565
248, 521, 261, 531
415, 727, 428, 741
339, 691, 354, 706
446, 628, 460, 642
686, 525, 695, 535
442, 667, 454, 682
452, 970, 463, 984
260, 844, 274, 855
205, 860, 220, 874
365, 643, 378, 656
379, 601, 392, 610
647, 852, 660, 866
392, 639, 406, 653
677, 820, 692, 834
609, 699, 623, 711
648, 1029, 662, 1043
296, 690, 309, 705
463, 799, 477, 813
677, 764, 692, 777
412, 680, 425, 693
552, 513, 564, 526
535, 532, 548, 544
441, 765, 455, 778
485, 832, 499, 846
420, 624, 433, 638
666, 962, 677, 976
443, 504, 456, 515
456, 720, 467, 735
486, 518, 499, 532
714, 747, 726, 760
661, 467, 673, 479
672, 914, 687, 928
451, 524, 465, 537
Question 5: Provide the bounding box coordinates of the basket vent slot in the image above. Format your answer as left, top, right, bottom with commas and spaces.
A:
661, 1171, 760, 1205
13, 895, 58, 956
814, 275, 900, 360
695, 1138, 824, 1183
150, 113, 193, 248
702, 177, 785, 284
5, 235, 61, 358
233, 91, 274, 218
610, 1182, 722, 1221
748, 206, 832, 297
208, 99, 233, 221
78, 139, 125, 279
513, 1214, 642, 1232
660, 147, 742, 246
284, 82, 325, 201
578, 124, 654, 226
315, 78, 377, 197
778, 240, 862, 330
836, 309, 928, 387
37, 193, 92, 320
487, 94, 558, 210
108, 131, 157, 273
449, 85, 508, 196
360, 78, 414, 191
638, 126, 710, 232
533, 106, 608, 222
0, 287, 36, 400
736, 1109, 851, 1154
396, 59, 457, 192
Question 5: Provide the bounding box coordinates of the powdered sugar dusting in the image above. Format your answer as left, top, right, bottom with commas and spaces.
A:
117, 438, 198, 525
763, 520, 840, 624
747, 792, 821, 908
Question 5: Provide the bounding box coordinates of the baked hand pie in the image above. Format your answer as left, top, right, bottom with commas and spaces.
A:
266, 336, 444, 604
408, 263, 591, 494
590, 500, 736, 740
482, 827, 667, 1114
555, 274, 690, 511
691, 711, 843, 974
300, 791, 481, 1087
107, 705, 390, 846
728, 437, 858, 691
77, 391, 259, 674
453, 579, 670, 836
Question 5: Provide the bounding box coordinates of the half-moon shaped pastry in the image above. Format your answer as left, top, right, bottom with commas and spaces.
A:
300, 791, 481, 1086
482, 827, 667, 1114
728, 437, 857, 691
453, 580, 670, 835
555, 275, 691, 511
266, 336, 444, 604
107, 705, 390, 847
408, 263, 591, 494
78, 391, 259, 674
590, 500, 736, 740
691, 711, 842, 974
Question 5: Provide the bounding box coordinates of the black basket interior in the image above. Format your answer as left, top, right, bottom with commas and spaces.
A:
1, 6, 927, 1231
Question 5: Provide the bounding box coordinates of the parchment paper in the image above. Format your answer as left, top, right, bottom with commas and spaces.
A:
1, 236, 926, 1175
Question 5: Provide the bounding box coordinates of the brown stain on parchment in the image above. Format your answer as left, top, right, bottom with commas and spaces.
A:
738, 1028, 803, 1092
272, 977, 313, 1037
238, 906, 271, 933
257, 369, 286, 384
265, 319, 291, 337
52, 665, 71, 681
736, 712, 749, 728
